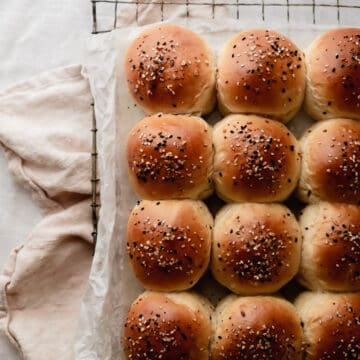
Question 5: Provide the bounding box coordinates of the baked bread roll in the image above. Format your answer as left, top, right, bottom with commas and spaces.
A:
125, 24, 216, 115
123, 291, 213, 360
297, 118, 360, 205
126, 114, 213, 200
295, 291, 360, 359
211, 203, 301, 295
298, 202, 360, 292
126, 200, 213, 291
213, 114, 300, 203
304, 28, 360, 121
211, 295, 303, 359
217, 29, 305, 123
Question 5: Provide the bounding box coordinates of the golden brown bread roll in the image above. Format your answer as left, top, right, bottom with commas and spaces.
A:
298, 202, 360, 292
126, 114, 213, 200
295, 291, 360, 359
212, 114, 300, 203
123, 291, 213, 360
217, 29, 305, 123
297, 118, 360, 205
211, 295, 303, 360
211, 203, 302, 295
126, 199, 213, 291
304, 28, 360, 121
125, 24, 216, 115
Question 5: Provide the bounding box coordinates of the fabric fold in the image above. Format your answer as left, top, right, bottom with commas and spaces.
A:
0, 65, 92, 213
0, 65, 94, 360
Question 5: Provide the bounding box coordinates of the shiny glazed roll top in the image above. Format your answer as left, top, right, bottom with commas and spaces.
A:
211, 203, 301, 295
304, 28, 360, 121
126, 200, 213, 291
297, 118, 360, 205
211, 295, 303, 360
213, 114, 300, 203
123, 291, 213, 360
125, 24, 216, 115
217, 29, 305, 123
126, 114, 213, 200
298, 202, 360, 292
295, 292, 360, 359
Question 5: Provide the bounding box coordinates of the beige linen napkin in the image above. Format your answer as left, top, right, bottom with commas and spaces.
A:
0, 65, 94, 360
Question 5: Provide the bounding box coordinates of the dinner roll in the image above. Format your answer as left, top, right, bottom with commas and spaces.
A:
126, 114, 213, 200
304, 28, 360, 121
125, 24, 216, 115
213, 114, 300, 203
126, 200, 213, 291
298, 202, 360, 292
211, 295, 303, 359
217, 29, 305, 123
124, 291, 213, 360
295, 292, 360, 359
211, 203, 301, 295
297, 118, 360, 205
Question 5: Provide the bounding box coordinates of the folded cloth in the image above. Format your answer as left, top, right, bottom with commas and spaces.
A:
0, 65, 94, 360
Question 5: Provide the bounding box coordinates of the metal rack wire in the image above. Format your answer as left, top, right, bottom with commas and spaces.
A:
91, 0, 360, 34
91, 101, 99, 251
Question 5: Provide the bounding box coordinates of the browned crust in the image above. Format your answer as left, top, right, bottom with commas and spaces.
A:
296, 292, 360, 359
299, 202, 360, 291
124, 292, 211, 360
126, 200, 213, 291
299, 119, 360, 204
126, 114, 213, 200
213, 114, 300, 203
217, 29, 305, 123
211, 203, 301, 294
304, 28, 360, 121
125, 24, 216, 115
212, 295, 303, 360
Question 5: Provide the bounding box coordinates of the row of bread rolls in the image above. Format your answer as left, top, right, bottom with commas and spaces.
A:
123, 290, 360, 359
125, 25, 360, 123
123, 25, 360, 360
126, 199, 360, 294
127, 113, 360, 205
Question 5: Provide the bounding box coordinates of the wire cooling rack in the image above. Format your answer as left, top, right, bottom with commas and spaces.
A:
91, 0, 360, 34
91, 102, 99, 251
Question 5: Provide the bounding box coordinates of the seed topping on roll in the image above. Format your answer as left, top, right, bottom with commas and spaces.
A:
125, 24, 216, 115
297, 118, 360, 204
126, 114, 213, 200
217, 29, 305, 123
219, 221, 288, 283
213, 115, 300, 203
298, 202, 360, 291
304, 28, 360, 121
295, 292, 360, 359
124, 291, 212, 360
133, 128, 189, 184
212, 295, 303, 360
127, 200, 213, 291
211, 203, 301, 295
